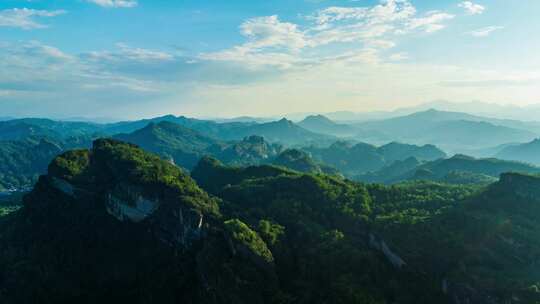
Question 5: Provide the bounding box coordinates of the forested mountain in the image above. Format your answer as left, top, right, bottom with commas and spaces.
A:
412, 154, 540, 179
106, 116, 332, 146
103, 115, 253, 139
114, 121, 284, 169
496, 138, 540, 166
396, 100, 540, 125
357, 154, 540, 185
0, 137, 93, 191
377, 142, 446, 163
0, 117, 301, 190
304, 141, 445, 176
210, 135, 284, 166
0, 118, 102, 140
2, 140, 540, 303
228, 118, 334, 145
114, 121, 220, 169
355, 157, 422, 184
297, 115, 357, 137
354, 110, 538, 152
424, 120, 535, 149
3, 112, 539, 193
270, 149, 340, 175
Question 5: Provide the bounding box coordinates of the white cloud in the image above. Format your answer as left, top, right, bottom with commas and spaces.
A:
467, 26, 503, 37
407, 11, 455, 33
458, 1, 485, 15
365, 39, 396, 49
0, 41, 174, 117
0, 40, 292, 118
201, 15, 308, 69
0, 8, 66, 29
312, 1, 416, 26
87, 0, 138, 8
240, 15, 307, 51
86, 43, 174, 63
389, 52, 409, 61
9, 1, 511, 118
308, 0, 417, 45
203, 0, 455, 69
201, 48, 302, 69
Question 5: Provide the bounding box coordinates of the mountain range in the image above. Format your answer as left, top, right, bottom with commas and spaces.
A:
292, 101, 540, 123
353, 109, 538, 152
496, 138, 540, 166
2, 139, 540, 303
305, 141, 446, 176
357, 154, 540, 185
297, 115, 357, 137
3, 107, 540, 191
115, 121, 285, 170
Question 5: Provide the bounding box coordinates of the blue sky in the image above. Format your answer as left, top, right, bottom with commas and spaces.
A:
0, 0, 539, 119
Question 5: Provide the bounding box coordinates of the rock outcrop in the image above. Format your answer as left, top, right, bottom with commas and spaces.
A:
499, 172, 540, 201
369, 233, 406, 269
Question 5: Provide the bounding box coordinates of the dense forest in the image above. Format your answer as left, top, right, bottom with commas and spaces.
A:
1, 139, 540, 303
1, 111, 540, 303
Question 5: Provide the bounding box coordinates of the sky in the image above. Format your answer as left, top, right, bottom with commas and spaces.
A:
0, 0, 539, 119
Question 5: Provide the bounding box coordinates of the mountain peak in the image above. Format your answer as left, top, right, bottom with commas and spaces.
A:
46, 138, 219, 219
301, 114, 335, 124
277, 118, 293, 124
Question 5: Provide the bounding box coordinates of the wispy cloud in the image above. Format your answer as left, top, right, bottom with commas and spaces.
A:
407, 11, 455, 33
467, 26, 503, 37
202, 0, 454, 69
440, 78, 538, 88
240, 16, 307, 51
85, 43, 174, 63
4, 0, 531, 118
0, 8, 66, 29
87, 0, 138, 8
200, 15, 308, 69
389, 52, 409, 61
458, 1, 485, 15
0, 39, 293, 117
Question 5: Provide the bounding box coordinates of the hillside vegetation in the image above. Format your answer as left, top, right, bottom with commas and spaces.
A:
1, 140, 539, 303
357, 154, 540, 185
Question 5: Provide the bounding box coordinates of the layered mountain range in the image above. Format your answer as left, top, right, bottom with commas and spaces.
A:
1, 139, 540, 303
2, 108, 540, 192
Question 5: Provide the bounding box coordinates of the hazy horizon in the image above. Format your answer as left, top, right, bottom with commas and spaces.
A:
4, 99, 540, 123
1, 0, 540, 119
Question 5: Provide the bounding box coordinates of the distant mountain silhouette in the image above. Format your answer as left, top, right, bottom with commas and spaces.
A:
496, 138, 540, 165
304, 140, 445, 176
229, 118, 334, 145
357, 154, 540, 184
297, 115, 356, 137
354, 109, 537, 152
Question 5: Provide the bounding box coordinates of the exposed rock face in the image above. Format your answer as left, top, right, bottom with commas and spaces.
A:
106, 192, 159, 223
43, 139, 219, 253
499, 172, 540, 200
105, 183, 161, 223
50, 177, 75, 197
154, 206, 204, 248
99, 168, 210, 250
369, 233, 406, 269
